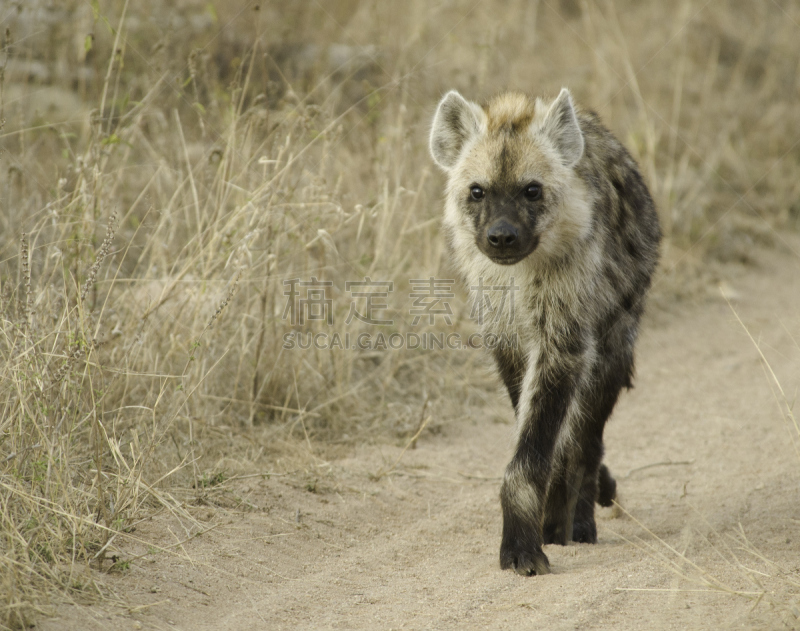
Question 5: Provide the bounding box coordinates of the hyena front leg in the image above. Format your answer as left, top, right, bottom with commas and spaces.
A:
572, 460, 618, 543
571, 438, 604, 544
543, 458, 585, 545
492, 346, 527, 413
572, 343, 632, 542
500, 349, 583, 576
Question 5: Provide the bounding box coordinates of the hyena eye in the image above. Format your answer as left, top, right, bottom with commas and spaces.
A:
524, 183, 542, 201
470, 185, 485, 201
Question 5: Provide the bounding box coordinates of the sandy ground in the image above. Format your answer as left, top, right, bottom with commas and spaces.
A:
41, 241, 800, 630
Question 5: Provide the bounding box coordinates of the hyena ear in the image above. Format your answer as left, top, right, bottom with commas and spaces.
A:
540, 87, 584, 167
429, 91, 485, 170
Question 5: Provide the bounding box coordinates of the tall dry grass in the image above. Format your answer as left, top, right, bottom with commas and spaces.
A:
0, 0, 798, 625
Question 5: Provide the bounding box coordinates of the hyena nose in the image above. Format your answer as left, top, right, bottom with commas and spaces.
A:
487, 221, 518, 248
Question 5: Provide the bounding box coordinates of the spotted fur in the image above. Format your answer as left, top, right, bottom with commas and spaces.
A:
430, 88, 661, 575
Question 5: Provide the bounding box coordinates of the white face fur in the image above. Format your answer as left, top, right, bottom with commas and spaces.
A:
429, 88, 595, 287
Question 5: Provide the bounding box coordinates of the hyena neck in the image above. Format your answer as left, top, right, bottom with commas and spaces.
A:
458, 237, 599, 343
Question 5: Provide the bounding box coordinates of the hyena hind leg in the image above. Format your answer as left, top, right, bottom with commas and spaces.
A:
597, 463, 617, 507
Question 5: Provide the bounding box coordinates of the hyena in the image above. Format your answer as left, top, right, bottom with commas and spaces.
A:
429, 88, 661, 575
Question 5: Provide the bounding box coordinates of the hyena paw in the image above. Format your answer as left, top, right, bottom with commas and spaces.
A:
571, 518, 598, 544
597, 464, 617, 507
499, 542, 551, 576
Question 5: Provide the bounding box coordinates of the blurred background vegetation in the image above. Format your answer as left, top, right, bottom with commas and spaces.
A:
1, 0, 798, 625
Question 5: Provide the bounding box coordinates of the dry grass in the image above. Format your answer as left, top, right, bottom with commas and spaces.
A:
0, 0, 798, 626
611, 498, 800, 628
608, 298, 800, 627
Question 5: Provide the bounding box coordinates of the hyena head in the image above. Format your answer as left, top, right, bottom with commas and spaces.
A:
430, 88, 591, 268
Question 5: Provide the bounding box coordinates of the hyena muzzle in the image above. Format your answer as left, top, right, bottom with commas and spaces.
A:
429, 88, 661, 575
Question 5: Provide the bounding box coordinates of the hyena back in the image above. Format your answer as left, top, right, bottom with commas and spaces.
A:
429, 88, 661, 575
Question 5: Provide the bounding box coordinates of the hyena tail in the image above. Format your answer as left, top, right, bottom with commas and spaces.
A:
596, 464, 617, 507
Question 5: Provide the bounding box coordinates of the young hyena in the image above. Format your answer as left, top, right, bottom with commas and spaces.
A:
429, 88, 661, 575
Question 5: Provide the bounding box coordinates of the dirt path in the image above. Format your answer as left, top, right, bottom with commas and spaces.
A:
43, 243, 800, 630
